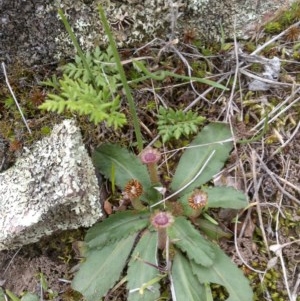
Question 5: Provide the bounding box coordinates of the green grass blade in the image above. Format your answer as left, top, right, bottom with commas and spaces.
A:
98, 6, 143, 152
57, 9, 97, 90
5, 290, 21, 301
133, 61, 228, 90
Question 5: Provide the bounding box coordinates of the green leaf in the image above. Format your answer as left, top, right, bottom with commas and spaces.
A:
192, 244, 253, 301
203, 186, 248, 209
204, 283, 214, 301
195, 218, 232, 240
4, 290, 20, 301
168, 217, 215, 267
39, 49, 126, 128
127, 230, 160, 301
0, 288, 5, 301
72, 233, 137, 301
92, 144, 158, 202
38, 273, 48, 291
20, 294, 39, 301
171, 250, 207, 301
85, 211, 150, 249
178, 186, 247, 216
170, 123, 233, 196
157, 107, 206, 143
131, 60, 228, 90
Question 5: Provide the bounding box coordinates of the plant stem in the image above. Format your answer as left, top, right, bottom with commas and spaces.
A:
58, 9, 97, 90
147, 163, 160, 184
157, 228, 167, 250
98, 5, 143, 152
133, 60, 228, 90
131, 198, 146, 211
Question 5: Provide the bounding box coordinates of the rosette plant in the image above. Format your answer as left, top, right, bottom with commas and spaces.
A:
71, 122, 253, 301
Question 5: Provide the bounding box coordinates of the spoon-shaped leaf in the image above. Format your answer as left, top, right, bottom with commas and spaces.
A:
93, 144, 149, 187
203, 186, 248, 209
171, 250, 208, 301
168, 217, 215, 267
179, 186, 248, 212
127, 230, 160, 301
93, 143, 158, 202
170, 123, 233, 197
72, 233, 137, 301
85, 211, 150, 249
191, 243, 253, 301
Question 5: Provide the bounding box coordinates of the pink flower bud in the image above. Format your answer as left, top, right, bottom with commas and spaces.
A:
151, 211, 174, 229
140, 147, 161, 164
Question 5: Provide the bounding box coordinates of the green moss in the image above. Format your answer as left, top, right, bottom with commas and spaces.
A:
249, 266, 288, 300
244, 41, 256, 53
264, 22, 282, 34
0, 120, 12, 138
193, 39, 203, 49
3, 97, 15, 109
249, 63, 264, 73
191, 61, 209, 78
264, 1, 300, 35
141, 99, 156, 111
292, 51, 300, 60
40, 126, 52, 136
280, 11, 294, 26
211, 283, 229, 300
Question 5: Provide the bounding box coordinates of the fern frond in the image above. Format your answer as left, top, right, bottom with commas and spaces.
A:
39, 46, 127, 129
39, 75, 126, 128
157, 107, 206, 142
61, 46, 118, 86
40, 75, 61, 90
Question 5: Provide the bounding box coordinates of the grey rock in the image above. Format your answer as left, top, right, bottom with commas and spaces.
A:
0, 119, 102, 251
0, 135, 9, 172
0, 0, 293, 67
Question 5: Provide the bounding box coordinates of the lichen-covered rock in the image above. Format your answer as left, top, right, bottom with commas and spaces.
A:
0, 0, 293, 66
0, 119, 102, 251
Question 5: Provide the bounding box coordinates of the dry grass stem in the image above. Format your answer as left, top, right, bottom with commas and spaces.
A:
252, 20, 300, 55
239, 68, 300, 87
274, 177, 294, 301
234, 213, 266, 274
256, 155, 300, 205
251, 150, 271, 258
251, 89, 300, 133
1, 62, 32, 135
271, 120, 300, 156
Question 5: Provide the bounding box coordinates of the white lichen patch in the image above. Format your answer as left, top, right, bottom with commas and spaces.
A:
0, 0, 295, 66
37, 0, 295, 60
188, 0, 210, 9
44, 0, 235, 59
0, 120, 102, 251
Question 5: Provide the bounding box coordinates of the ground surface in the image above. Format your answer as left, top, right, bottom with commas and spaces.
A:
0, 2, 300, 301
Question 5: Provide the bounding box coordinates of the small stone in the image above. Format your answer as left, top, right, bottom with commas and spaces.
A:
0, 119, 102, 251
